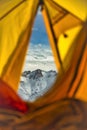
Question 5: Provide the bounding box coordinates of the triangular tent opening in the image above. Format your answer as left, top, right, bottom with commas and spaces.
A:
18, 8, 57, 101
22, 7, 57, 71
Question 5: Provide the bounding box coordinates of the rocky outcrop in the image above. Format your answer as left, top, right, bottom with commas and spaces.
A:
18, 69, 57, 102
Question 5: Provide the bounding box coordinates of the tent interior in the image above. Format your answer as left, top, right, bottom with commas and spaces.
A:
0, 0, 87, 129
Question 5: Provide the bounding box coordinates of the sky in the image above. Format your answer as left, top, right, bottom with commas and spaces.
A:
30, 8, 50, 47
23, 9, 57, 72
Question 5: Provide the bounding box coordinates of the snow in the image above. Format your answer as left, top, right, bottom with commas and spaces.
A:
18, 69, 57, 102
23, 44, 57, 72
18, 43, 57, 102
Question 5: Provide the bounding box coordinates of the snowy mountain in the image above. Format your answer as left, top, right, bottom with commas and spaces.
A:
18, 69, 57, 102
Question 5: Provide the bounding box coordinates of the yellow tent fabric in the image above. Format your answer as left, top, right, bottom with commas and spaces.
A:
0, 0, 87, 103
42, 0, 84, 72
0, 0, 87, 129
0, 0, 39, 91
32, 20, 87, 109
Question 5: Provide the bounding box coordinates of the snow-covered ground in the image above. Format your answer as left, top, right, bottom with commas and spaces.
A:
18, 44, 57, 102
23, 44, 57, 71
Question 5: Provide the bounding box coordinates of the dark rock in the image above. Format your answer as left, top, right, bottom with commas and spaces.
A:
29, 69, 43, 79
46, 70, 57, 78
22, 69, 57, 80
22, 71, 31, 77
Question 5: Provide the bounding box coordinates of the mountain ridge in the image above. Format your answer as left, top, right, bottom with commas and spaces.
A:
18, 69, 57, 102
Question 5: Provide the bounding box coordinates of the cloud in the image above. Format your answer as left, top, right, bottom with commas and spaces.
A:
38, 10, 42, 15
38, 7, 42, 15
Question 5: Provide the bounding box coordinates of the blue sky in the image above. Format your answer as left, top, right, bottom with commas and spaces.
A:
30, 9, 50, 47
